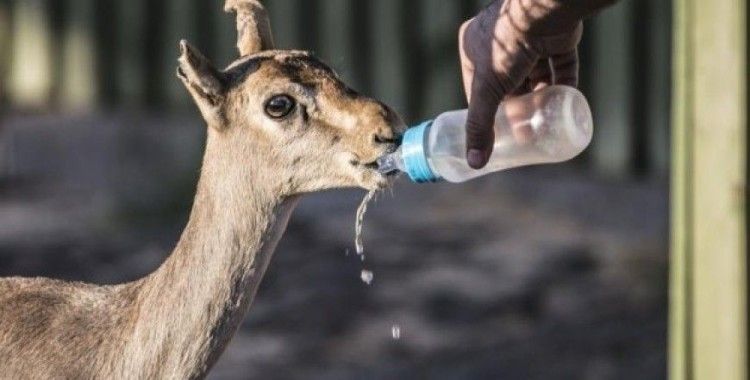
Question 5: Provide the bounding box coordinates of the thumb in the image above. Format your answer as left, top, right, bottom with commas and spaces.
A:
466, 79, 504, 169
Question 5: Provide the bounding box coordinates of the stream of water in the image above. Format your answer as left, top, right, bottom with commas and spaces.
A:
355, 190, 376, 262
354, 190, 401, 340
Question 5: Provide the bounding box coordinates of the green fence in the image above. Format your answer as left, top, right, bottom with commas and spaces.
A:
670, 0, 747, 378
0, 0, 671, 178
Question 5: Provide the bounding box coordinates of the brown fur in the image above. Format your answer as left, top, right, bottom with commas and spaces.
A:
0, 1, 403, 379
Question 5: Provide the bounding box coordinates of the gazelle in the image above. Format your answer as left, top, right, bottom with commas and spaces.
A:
0, 1, 403, 378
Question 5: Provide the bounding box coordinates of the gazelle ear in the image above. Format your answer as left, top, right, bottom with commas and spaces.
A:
177, 40, 227, 128
225, 0, 274, 56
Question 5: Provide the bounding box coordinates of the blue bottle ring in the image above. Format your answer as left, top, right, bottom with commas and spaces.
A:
401, 120, 439, 183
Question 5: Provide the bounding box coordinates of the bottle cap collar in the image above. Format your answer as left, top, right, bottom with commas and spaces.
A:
402, 120, 439, 183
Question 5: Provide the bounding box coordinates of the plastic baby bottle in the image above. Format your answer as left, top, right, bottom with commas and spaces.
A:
377, 85, 594, 183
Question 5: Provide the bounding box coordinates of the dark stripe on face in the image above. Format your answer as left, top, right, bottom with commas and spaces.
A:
280, 55, 337, 77
278, 55, 342, 92
224, 52, 359, 100
223, 58, 264, 85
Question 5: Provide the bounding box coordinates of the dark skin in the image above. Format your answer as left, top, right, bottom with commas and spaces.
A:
460, 0, 619, 169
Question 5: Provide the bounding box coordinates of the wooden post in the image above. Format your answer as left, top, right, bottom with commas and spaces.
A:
164, 0, 196, 107
348, 0, 373, 95
589, 1, 634, 177
115, 0, 146, 107
142, 0, 167, 108
266, 0, 300, 50
60, 0, 97, 110
417, 0, 462, 119
670, 0, 747, 380
398, 0, 427, 122
91, 0, 118, 108
0, 0, 9, 179
318, 0, 352, 68
296, 0, 321, 54
208, 0, 235, 68
645, 0, 672, 177
0, 0, 10, 106
8, 0, 53, 108
370, 0, 406, 116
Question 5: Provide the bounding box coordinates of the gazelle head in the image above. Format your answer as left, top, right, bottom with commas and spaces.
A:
177, 0, 404, 195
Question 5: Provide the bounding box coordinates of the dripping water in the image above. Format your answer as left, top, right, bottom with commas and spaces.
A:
355, 190, 376, 287
391, 325, 401, 340
360, 270, 374, 285
354, 190, 402, 338
355, 190, 377, 262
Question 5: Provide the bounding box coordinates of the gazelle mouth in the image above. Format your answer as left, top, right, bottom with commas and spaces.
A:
352, 158, 398, 190
352, 158, 399, 182
363, 161, 380, 170
350, 158, 379, 170
363, 161, 400, 180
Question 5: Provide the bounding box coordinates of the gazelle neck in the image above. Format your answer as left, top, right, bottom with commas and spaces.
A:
121, 138, 299, 379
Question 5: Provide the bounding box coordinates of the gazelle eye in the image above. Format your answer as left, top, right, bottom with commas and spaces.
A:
264, 95, 296, 119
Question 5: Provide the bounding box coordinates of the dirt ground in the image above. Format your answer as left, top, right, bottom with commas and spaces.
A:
0, 114, 667, 379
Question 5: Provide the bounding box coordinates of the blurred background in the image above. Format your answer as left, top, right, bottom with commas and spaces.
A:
0, 0, 670, 379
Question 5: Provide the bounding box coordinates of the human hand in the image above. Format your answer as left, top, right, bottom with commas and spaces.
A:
459, 0, 584, 169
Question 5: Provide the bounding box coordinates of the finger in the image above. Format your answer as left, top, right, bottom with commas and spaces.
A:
466, 78, 504, 169
550, 49, 579, 87
459, 19, 476, 103
529, 58, 554, 91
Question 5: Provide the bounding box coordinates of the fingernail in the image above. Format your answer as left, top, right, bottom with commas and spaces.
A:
467, 149, 486, 169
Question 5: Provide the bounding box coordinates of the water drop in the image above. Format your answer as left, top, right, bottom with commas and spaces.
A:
354, 190, 376, 260
391, 325, 401, 340
360, 270, 374, 285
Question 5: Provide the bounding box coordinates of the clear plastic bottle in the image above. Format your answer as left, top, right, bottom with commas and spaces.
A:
378, 85, 593, 183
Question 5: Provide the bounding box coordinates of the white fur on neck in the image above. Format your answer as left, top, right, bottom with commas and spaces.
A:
117, 157, 300, 379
